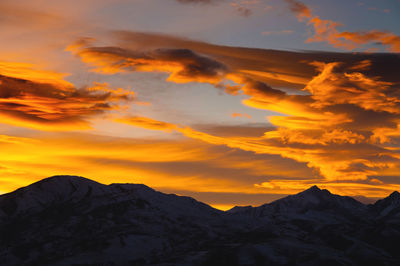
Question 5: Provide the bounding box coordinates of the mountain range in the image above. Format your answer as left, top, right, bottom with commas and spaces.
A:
1, 176, 400, 265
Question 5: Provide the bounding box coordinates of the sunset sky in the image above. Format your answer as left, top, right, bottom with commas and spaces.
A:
1, 0, 400, 210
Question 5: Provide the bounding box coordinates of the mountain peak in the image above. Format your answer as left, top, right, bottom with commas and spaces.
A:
389, 190, 400, 199
1, 175, 104, 197
305, 185, 322, 192
38, 175, 99, 184
370, 190, 400, 218
0, 175, 108, 216
24, 175, 106, 194
300, 185, 331, 196
380, 190, 400, 205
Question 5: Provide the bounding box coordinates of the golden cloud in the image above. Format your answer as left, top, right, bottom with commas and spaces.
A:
0, 131, 315, 207
115, 117, 178, 132
231, 112, 252, 119
113, 114, 398, 182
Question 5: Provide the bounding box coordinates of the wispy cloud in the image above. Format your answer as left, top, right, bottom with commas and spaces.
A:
261, 30, 294, 36
284, 0, 311, 20
231, 112, 252, 119
176, 0, 261, 16
0, 2, 63, 29
176, 0, 223, 3
285, 0, 400, 52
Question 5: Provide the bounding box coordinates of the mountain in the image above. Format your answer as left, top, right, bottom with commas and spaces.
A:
0, 176, 223, 265
228, 185, 368, 223
369, 191, 400, 219
1, 176, 400, 265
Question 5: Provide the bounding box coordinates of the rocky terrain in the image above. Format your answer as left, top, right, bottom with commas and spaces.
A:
1, 176, 400, 265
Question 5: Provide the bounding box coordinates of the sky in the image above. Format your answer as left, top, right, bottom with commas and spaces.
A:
0, 0, 400, 210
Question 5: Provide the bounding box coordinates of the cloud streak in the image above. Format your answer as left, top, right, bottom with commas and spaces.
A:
176, 0, 258, 17
176, 0, 222, 3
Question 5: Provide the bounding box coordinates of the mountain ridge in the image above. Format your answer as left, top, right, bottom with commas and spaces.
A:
2, 176, 389, 211
1, 175, 400, 265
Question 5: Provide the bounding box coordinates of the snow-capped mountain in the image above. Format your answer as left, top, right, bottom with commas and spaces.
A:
1, 176, 400, 265
229, 185, 368, 223
0, 176, 223, 265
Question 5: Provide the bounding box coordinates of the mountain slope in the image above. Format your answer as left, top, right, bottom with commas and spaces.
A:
369, 191, 400, 219
1, 176, 400, 265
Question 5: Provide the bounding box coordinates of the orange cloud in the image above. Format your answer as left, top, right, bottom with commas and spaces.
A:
115, 117, 178, 132
67, 39, 228, 86
0, 135, 38, 145
304, 61, 397, 113
337, 31, 400, 53
0, 121, 398, 208
113, 115, 399, 182
67, 38, 291, 107
0, 61, 133, 130
0, 61, 73, 88
69, 33, 400, 184
0, 131, 317, 207
0, 2, 62, 29
231, 112, 252, 119
286, 0, 400, 52
112, 31, 400, 91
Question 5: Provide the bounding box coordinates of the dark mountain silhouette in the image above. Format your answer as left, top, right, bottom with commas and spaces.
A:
1, 176, 399, 265
369, 191, 400, 219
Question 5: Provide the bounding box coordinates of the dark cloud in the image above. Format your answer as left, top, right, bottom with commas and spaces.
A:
176, 0, 254, 17
284, 0, 311, 19
243, 79, 286, 99
69, 42, 228, 85
230, 2, 252, 17
192, 123, 274, 137
153, 48, 228, 79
